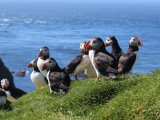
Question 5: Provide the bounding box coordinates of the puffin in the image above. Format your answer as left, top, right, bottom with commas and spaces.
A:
118, 36, 143, 74
105, 35, 123, 63
1, 78, 26, 102
0, 58, 14, 88
85, 37, 119, 80
37, 46, 50, 77
28, 59, 48, 89
42, 58, 71, 94
0, 88, 7, 105
65, 41, 96, 80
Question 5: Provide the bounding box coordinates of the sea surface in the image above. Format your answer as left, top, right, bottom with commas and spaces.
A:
0, 2, 160, 92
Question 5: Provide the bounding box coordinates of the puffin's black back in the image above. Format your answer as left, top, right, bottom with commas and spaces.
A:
49, 64, 71, 93
109, 36, 122, 62
49, 64, 71, 85
118, 45, 138, 74
94, 37, 118, 69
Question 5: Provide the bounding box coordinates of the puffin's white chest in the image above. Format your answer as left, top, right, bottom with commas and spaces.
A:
46, 71, 53, 93
85, 64, 97, 78
74, 55, 91, 75
89, 50, 101, 77
130, 51, 140, 73
30, 71, 47, 89
46, 70, 50, 82
37, 58, 48, 77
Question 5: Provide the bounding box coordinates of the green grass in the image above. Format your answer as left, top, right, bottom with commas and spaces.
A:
0, 70, 160, 120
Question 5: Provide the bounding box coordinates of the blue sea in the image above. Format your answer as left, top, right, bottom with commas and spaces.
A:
0, 2, 160, 92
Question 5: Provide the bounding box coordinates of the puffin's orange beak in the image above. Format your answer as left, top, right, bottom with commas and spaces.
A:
138, 40, 143, 46
27, 63, 32, 68
42, 64, 46, 71
38, 51, 42, 57
84, 41, 91, 52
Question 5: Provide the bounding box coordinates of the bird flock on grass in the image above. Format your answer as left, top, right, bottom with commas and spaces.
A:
0, 35, 143, 105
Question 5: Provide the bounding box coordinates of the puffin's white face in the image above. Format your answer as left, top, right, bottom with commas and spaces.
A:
39, 47, 50, 58
42, 58, 57, 71
89, 38, 103, 50
28, 59, 38, 68
1, 79, 9, 89
105, 37, 113, 46
130, 36, 143, 46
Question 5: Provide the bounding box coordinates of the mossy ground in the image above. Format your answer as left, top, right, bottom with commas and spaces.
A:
0, 70, 160, 120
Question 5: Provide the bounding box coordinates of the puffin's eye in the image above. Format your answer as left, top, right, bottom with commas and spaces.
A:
49, 61, 51, 63
93, 41, 96, 44
44, 49, 47, 51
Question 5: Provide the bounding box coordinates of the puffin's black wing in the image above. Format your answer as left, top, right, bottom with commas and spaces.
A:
49, 72, 71, 86
65, 55, 82, 73
94, 52, 118, 75
111, 39, 123, 62
11, 87, 27, 99
49, 71, 71, 93
0, 89, 6, 96
112, 51, 123, 63
118, 52, 136, 74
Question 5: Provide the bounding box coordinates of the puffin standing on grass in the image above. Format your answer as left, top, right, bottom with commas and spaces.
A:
42, 58, 71, 94
37, 46, 50, 77
28, 59, 47, 89
105, 36, 123, 63
65, 41, 96, 80
1, 79, 26, 102
118, 36, 143, 74
86, 37, 119, 80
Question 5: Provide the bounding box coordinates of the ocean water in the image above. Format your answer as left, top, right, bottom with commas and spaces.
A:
0, 2, 160, 92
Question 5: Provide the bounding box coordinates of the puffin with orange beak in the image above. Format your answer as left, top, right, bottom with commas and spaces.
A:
37, 46, 50, 78
118, 36, 143, 74
28, 59, 47, 89
65, 41, 96, 80
42, 58, 71, 94
86, 37, 119, 80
